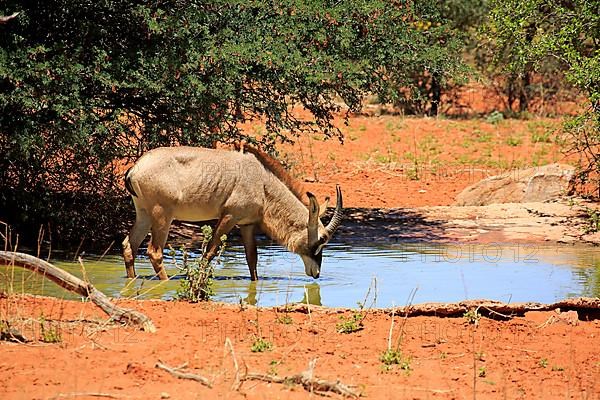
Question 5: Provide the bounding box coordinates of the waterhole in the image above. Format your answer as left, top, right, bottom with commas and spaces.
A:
2, 242, 599, 308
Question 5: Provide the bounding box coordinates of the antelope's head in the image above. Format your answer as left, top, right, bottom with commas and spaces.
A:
301, 185, 343, 278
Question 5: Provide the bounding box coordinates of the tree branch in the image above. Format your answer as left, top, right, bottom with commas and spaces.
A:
0, 12, 19, 24
0, 251, 156, 332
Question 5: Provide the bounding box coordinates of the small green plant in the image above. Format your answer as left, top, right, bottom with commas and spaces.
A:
530, 130, 553, 143
177, 225, 226, 303
336, 279, 377, 334
268, 359, 280, 375
251, 337, 273, 353
486, 110, 504, 125
584, 207, 600, 233
336, 311, 364, 334
373, 147, 399, 164
403, 151, 422, 181
539, 358, 548, 368
384, 119, 405, 133
39, 316, 61, 343
418, 134, 441, 157
478, 366, 487, 378
381, 287, 416, 373
472, 129, 493, 143
506, 135, 522, 146
0, 320, 8, 334
528, 121, 557, 143
463, 308, 481, 325
276, 314, 293, 325
380, 349, 412, 371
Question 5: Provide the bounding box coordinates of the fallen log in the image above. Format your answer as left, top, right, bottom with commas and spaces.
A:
0, 251, 156, 332
276, 297, 600, 318
387, 297, 600, 318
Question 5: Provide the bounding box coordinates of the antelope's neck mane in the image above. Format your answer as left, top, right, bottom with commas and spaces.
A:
239, 145, 309, 254
242, 145, 308, 206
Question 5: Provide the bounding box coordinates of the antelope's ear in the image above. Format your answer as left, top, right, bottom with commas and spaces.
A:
318, 196, 330, 218
306, 192, 319, 246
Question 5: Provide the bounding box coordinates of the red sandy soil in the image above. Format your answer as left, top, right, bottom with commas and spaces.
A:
1, 296, 599, 400
2, 107, 598, 399
279, 114, 572, 208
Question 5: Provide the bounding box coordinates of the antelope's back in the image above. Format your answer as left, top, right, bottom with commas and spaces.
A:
127, 147, 267, 222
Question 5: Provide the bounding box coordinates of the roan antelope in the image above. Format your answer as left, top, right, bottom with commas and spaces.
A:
122, 145, 343, 280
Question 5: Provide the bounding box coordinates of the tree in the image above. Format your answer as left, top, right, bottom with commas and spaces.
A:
486, 0, 600, 194
391, 0, 486, 116
0, 0, 467, 246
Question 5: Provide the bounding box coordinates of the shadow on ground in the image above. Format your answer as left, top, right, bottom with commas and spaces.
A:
169, 207, 450, 247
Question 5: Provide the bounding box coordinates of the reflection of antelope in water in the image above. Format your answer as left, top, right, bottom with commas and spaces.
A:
122, 145, 343, 280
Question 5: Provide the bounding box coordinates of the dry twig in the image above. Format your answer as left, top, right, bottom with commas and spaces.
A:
241, 358, 360, 398
49, 392, 120, 399
156, 360, 212, 388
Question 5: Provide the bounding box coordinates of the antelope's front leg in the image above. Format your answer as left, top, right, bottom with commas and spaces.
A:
202, 214, 237, 263
240, 224, 258, 281
148, 243, 169, 280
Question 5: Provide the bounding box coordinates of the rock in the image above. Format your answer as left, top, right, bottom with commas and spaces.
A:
455, 164, 575, 206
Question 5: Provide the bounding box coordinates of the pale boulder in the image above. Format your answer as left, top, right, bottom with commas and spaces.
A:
455, 163, 575, 206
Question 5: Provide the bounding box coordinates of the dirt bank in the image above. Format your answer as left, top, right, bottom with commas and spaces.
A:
1, 295, 599, 399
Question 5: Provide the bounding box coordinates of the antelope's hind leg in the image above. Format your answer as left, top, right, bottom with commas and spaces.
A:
123, 210, 152, 278
148, 217, 173, 281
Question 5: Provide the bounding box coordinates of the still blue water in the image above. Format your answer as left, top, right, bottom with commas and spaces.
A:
2, 242, 599, 308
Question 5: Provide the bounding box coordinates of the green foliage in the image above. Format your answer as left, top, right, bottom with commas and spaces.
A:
485, 0, 600, 192
336, 311, 364, 334
505, 135, 522, 147
463, 308, 481, 325
336, 280, 376, 334
275, 314, 293, 325
0, 0, 474, 245
584, 207, 600, 234
39, 316, 61, 343
176, 225, 225, 303
486, 111, 505, 125
380, 349, 412, 372
251, 337, 273, 353
390, 1, 474, 115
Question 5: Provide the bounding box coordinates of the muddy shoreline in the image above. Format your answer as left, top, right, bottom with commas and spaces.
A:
169, 198, 600, 248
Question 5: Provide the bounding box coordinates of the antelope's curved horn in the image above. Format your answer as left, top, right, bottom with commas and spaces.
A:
323, 185, 343, 240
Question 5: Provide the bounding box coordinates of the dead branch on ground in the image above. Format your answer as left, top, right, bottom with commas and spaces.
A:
386, 298, 600, 318
155, 360, 212, 388
277, 297, 600, 319
0, 251, 156, 332
240, 359, 361, 398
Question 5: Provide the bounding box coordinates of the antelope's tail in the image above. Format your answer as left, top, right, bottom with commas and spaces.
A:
124, 167, 137, 197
